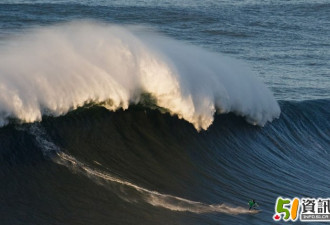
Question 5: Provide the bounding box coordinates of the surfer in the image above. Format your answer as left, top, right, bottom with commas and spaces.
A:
248, 199, 258, 210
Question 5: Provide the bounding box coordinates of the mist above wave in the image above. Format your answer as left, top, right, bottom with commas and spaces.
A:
0, 21, 280, 130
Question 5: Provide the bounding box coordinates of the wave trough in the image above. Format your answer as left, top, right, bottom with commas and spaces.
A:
0, 21, 280, 129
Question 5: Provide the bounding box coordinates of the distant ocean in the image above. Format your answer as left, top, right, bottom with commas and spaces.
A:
0, 1, 329, 225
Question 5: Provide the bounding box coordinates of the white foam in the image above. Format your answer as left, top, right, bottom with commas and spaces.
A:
56, 151, 258, 215
0, 21, 280, 130
28, 123, 258, 215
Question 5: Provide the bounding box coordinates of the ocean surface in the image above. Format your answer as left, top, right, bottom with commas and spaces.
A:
0, 1, 329, 224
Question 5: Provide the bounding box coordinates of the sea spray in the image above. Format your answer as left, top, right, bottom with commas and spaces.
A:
0, 21, 280, 129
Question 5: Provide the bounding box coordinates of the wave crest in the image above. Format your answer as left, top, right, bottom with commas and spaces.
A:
0, 21, 280, 130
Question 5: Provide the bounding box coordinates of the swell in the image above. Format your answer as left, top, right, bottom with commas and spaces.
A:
0, 21, 280, 130
1, 99, 329, 167
40, 98, 330, 154
10, 115, 261, 216
0, 99, 329, 224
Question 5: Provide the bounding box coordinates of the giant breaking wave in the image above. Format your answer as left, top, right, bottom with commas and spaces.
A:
0, 21, 280, 130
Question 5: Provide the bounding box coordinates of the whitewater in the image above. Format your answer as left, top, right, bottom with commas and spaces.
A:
0, 21, 280, 130
29, 123, 259, 216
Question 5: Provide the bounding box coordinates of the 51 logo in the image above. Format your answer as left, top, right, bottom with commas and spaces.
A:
273, 197, 330, 222
273, 197, 300, 222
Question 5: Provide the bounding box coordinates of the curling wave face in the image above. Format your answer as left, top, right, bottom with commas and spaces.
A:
0, 21, 280, 129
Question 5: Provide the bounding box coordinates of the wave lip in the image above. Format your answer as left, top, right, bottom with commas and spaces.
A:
0, 21, 280, 129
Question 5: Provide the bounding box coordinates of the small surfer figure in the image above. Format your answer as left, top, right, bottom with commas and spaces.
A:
248, 199, 258, 210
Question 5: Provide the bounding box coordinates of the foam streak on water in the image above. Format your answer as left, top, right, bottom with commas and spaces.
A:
28, 124, 258, 215
56, 151, 258, 215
